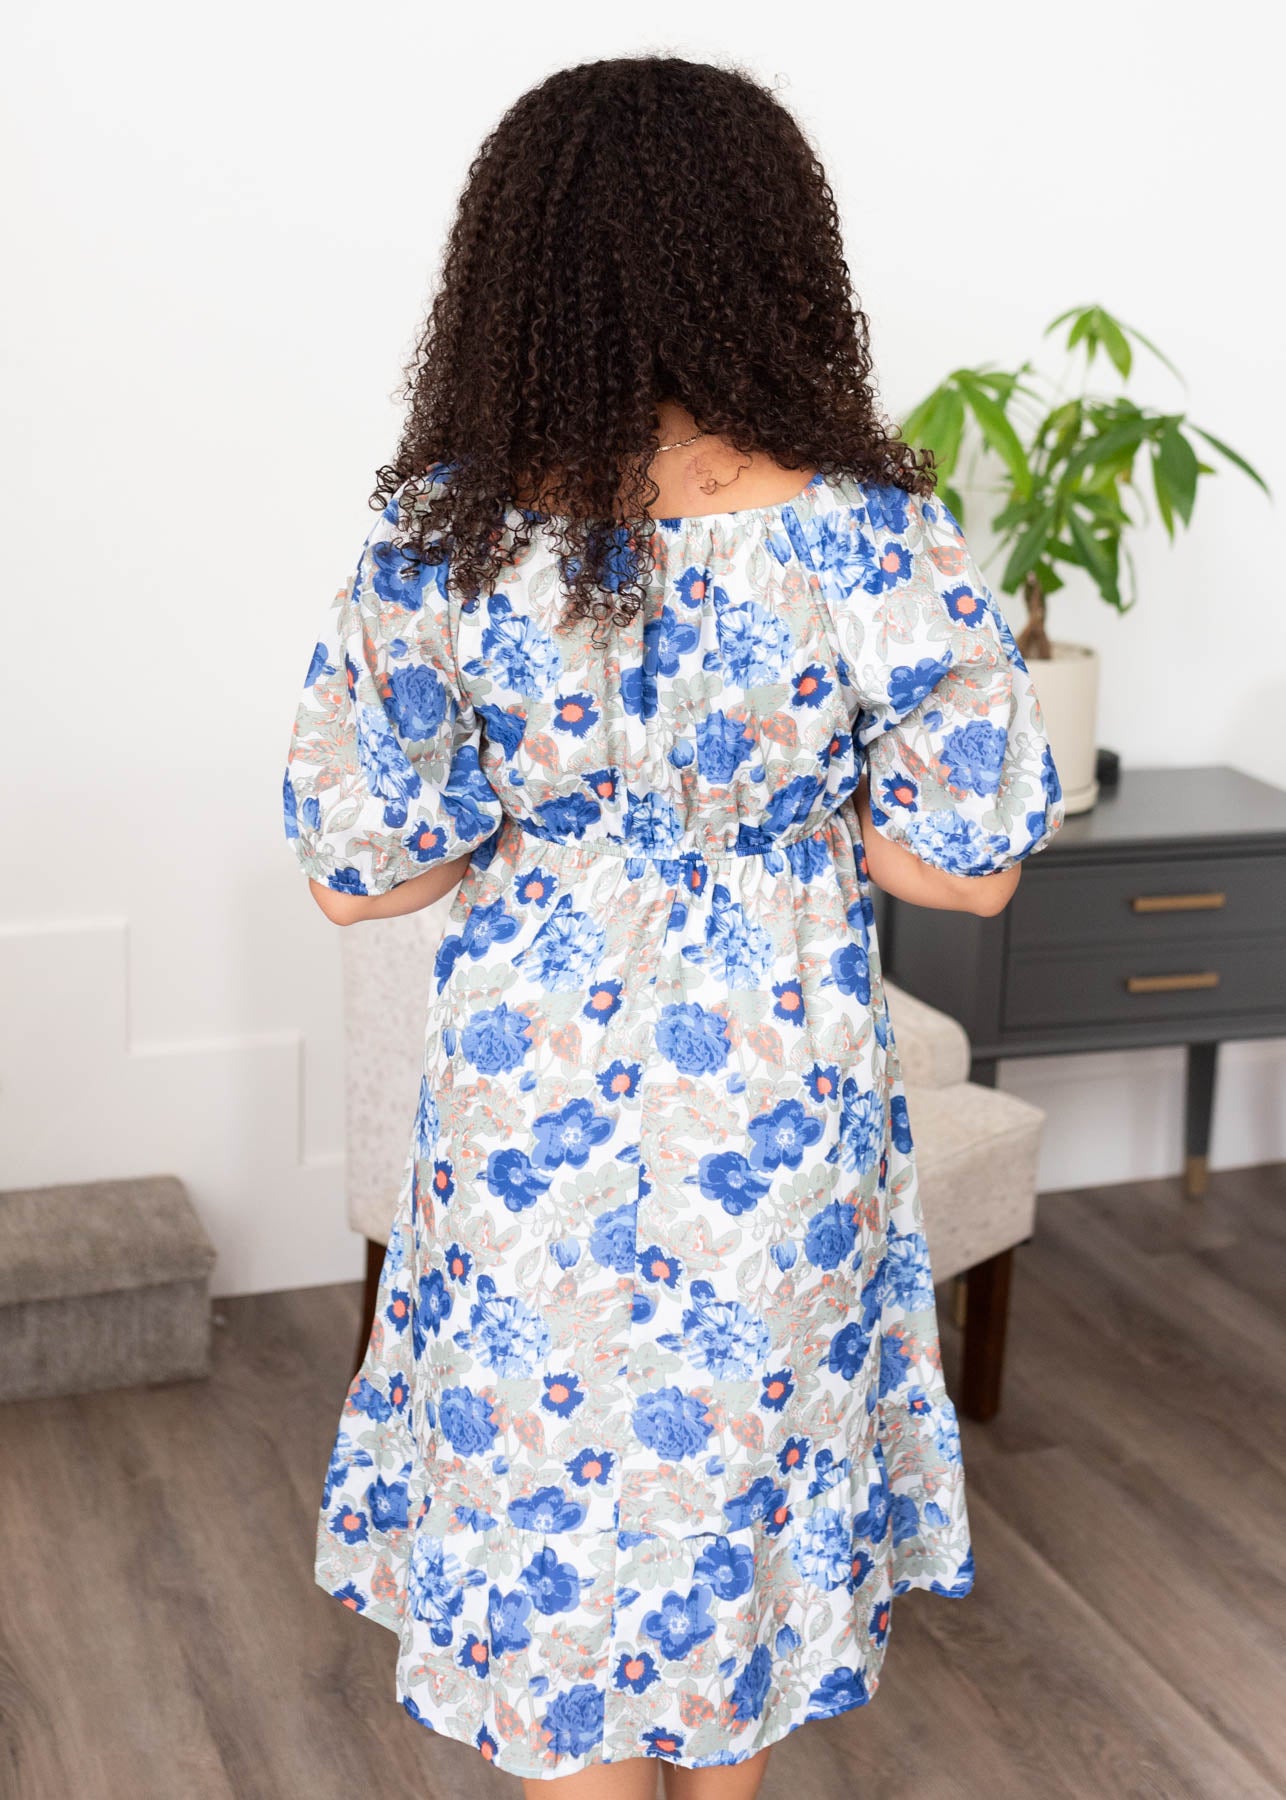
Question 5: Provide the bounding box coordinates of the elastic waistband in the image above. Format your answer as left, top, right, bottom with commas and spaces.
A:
501, 810, 851, 867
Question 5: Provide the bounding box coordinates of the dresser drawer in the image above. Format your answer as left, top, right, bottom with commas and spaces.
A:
1003, 935, 1286, 1031
1008, 854, 1286, 950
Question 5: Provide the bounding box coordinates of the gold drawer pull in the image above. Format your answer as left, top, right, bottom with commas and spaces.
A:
1131, 892, 1225, 913
1125, 971, 1220, 994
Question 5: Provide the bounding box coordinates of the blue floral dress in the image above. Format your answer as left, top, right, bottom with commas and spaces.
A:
282, 465, 1064, 1777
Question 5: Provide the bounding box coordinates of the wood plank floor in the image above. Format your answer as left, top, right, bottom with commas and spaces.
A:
2, 1162, 1284, 1799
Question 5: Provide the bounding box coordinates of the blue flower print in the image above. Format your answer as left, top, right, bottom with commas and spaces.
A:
655, 1003, 731, 1075
507, 1486, 588, 1533
473, 594, 563, 694
695, 711, 756, 782
772, 980, 805, 1025
803, 1063, 840, 1105
747, 1099, 824, 1172
531, 791, 602, 839
622, 605, 700, 720
675, 566, 713, 608
941, 584, 986, 627
716, 601, 793, 687
329, 1503, 369, 1544
623, 788, 684, 852
532, 1097, 615, 1170
567, 1447, 615, 1487
632, 1387, 712, 1460
588, 1202, 638, 1274
803, 1200, 858, 1270
729, 1644, 773, 1721
866, 540, 913, 591
332, 1581, 366, 1612
825, 1319, 872, 1381
369, 536, 434, 610
638, 1245, 683, 1287
806, 1665, 869, 1720
384, 1289, 411, 1335
349, 1377, 392, 1423
437, 1386, 498, 1457
583, 766, 619, 806
889, 1095, 914, 1154
789, 1508, 851, 1589
457, 1278, 551, 1377
386, 663, 447, 742
552, 691, 600, 736
514, 865, 558, 906
407, 1533, 483, 1643
597, 1059, 642, 1103
886, 655, 953, 719
583, 979, 623, 1025
835, 1077, 883, 1175
614, 1650, 661, 1693
367, 1476, 409, 1531
658, 1281, 771, 1379
792, 663, 832, 708
760, 1368, 795, 1412
879, 770, 920, 813
700, 885, 774, 987
693, 1151, 771, 1216
641, 1725, 686, 1759
353, 699, 420, 827
939, 720, 1008, 797
722, 1475, 787, 1529
413, 1079, 440, 1159
484, 1147, 551, 1212
829, 941, 870, 1002
457, 1632, 489, 1678
862, 483, 911, 534
460, 1004, 532, 1074
692, 1536, 755, 1601
475, 699, 526, 757
642, 1584, 717, 1660
444, 1243, 472, 1283
541, 1373, 585, 1418
520, 1546, 582, 1615
524, 897, 608, 992
902, 809, 1009, 874
540, 1684, 604, 1759
413, 1270, 452, 1355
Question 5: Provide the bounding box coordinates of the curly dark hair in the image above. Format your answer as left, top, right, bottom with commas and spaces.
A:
373, 53, 935, 631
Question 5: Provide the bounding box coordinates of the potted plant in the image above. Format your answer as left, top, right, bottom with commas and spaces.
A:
902, 305, 1269, 811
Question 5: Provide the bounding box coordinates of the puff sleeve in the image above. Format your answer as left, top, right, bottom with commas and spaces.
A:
281, 478, 505, 897
844, 489, 1065, 877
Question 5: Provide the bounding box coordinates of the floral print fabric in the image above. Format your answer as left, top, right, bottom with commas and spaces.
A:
284, 465, 1064, 1776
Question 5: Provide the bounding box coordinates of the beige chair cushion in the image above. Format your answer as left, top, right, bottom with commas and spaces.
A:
907, 1079, 1044, 1283
341, 895, 456, 1244
884, 978, 970, 1089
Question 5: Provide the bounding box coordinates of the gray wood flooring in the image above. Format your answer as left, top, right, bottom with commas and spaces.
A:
2, 1163, 1283, 1799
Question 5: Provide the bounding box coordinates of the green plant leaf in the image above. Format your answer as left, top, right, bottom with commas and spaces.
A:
1097, 310, 1133, 380
1001, 504, 1055, 592
1122, 321, 1184, 383
1066, 507, 1123, 610
1155, 423, 1199, 525
1190, 425, 1272, 496
955, 372, 1032, 498
902, 384, 967, 483
1151, 450, 1176, 538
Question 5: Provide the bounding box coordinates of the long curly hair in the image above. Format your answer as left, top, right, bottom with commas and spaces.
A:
374, 53, 935, 631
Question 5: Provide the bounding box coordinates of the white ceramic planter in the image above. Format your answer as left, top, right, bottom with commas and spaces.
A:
1025, 641, 1100, 814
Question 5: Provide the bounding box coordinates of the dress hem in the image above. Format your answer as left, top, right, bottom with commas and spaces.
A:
317, 1561, 974, 1778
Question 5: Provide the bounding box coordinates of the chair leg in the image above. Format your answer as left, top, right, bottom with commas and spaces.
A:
351, 1237, 385, 1382
957, 1245, 1014, 1423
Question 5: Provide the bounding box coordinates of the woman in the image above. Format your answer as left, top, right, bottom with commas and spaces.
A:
282, 52, 1064, 1800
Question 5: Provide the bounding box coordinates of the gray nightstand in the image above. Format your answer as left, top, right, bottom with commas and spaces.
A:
878, 765, 1286, 1200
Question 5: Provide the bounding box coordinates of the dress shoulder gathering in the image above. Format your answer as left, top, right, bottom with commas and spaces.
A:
282, 464, 1065, 1777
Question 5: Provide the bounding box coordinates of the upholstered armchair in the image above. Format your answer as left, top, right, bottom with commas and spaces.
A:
339, 908, 1046, 1421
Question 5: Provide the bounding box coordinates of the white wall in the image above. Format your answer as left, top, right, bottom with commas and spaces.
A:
3, 0, 1282, 1296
